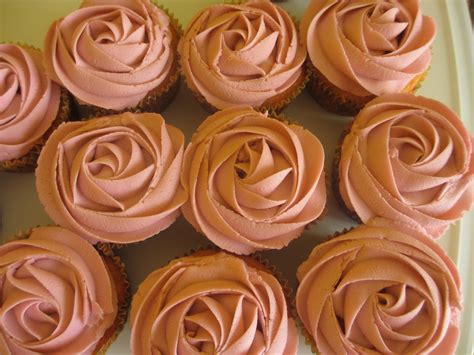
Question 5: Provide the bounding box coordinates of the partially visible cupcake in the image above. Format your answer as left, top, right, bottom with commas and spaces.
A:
179, 0, 307, 113
131, 251, 298, 354
296, 219, 462, 354
300, 0, 436, 116
334, 94, 474, 238
181, 106, 326, 255
0, 226, 129, 354
36, 112, 187, 244
0, 43, 70, 172
44, 0, 180, 120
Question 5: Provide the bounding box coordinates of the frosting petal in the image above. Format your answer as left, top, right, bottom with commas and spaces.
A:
296, 219, 462, 355
0, 44, 60, 161
179, 0, 306, 109
131, 252, 298, 355
181, 106, 326, 254
36, 112, 187, 244
338, 93, 474, 238
301, 0, 436, 96
44, 0, 176, 110
0, 226, 117, 354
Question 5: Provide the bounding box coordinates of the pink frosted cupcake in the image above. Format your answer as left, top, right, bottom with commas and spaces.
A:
36, 112, 187, 244
296, 219, 462, 354
300, 0, 436, 115
44, 0, 180, 119
0, 226, 129, 354
0, 43, 70, 172
334, 94, 474, 238
181, 106, 327, 254
131, 251, 298, 354
179, 0, 307, 112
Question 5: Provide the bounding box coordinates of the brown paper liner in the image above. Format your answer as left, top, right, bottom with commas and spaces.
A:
180, 0, 309, 115
306, 60, 428, 117
0, 87, 71, 173
73, 3, 182, 120
8, 229, 130, 355
331, 121, 363, 223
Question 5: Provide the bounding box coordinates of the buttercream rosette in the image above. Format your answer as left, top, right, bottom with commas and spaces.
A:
300, 0, 436, 115
130, 251, 298, 355
181, 106, 326, 255
335, 94, 474, 238
179, 0, 307, 112
36, 112, 187, 244
44, 0, 179, 117
0, 43, 65, 172
0, 226, 120, 354
296, 219, 462, 355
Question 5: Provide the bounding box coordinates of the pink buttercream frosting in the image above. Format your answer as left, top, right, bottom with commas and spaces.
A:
181, 106, 326, 254
0, 226, 117, 354
131, 252, 298, 354
338, 94, 474, 238
296, 219, 462, 355
178, 0, 306, 109
36, 112, 187, 244
44, 0, 176, 110
300, 0, 436, 96
0, 44, 60, 161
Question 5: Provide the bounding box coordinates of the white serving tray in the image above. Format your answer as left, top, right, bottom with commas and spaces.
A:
0, 1, 472, 354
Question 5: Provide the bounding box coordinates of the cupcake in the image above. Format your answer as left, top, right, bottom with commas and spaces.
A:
44, 0, 180, 120
300, 0, 436, 116
179, 0, 307, 112
334, 94, 474, 238
0, 43, 70, 172
130, 251, 298, 354
0, 226, 129, 354
36, 112, 187, 244
181, 106, 326, 255
296, 219, 462, 354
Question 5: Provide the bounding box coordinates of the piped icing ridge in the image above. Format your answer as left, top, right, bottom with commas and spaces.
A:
131, 252, 298, 355
181, 106, 326, 254
301, 0, 436, 96
0, 226, 117, 354
0, 44, 60, 161
44, 0, 176, 110
338, 93, 474, 238
36, 112, 187, 244
296, 219, 462, 355
178, 0, 306, 109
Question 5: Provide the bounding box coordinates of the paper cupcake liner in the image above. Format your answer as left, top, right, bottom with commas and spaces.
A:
181, 0, 309, 115
306, 60, 374, 117
8, 228, 130, 355
0, 86, 71, 173
306, 60, 429, 117
73, 2, 182, 120
331, 122, 363, 223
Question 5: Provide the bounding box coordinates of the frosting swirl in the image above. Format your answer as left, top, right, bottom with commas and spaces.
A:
301, 0, 436, 96
338, 94, 474, 238
36, 112, 187, 244
44, 0, 176, 110
181, 107, 326, 254
296, 219, 462, 355
0, 226, 117, 354
131, 252, 298, 354
0, 44, 60, 161
178, 0, 306, 109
